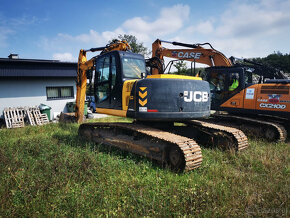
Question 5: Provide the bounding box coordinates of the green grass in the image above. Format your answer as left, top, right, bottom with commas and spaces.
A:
0, 117, 289, 217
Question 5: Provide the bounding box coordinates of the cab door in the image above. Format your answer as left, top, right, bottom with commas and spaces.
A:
242, 70, 258, 110
94, 54, 120, 109
223, 69, 244, 108
207, 67, 244, 110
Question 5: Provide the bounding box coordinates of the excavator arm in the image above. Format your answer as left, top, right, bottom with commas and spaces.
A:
75, 40, 131, 123
151, 39, 232, 75
75, 49, 94, 123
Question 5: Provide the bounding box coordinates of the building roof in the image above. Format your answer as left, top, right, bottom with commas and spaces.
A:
0, 58, 77, 77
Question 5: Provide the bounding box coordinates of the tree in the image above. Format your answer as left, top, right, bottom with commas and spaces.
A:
109, 34, 149, 57
252, 52, 290, 77
171, 60, 205, 76
173, 60, 188, 75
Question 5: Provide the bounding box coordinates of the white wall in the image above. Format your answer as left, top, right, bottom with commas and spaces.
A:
0, 77, 76, 120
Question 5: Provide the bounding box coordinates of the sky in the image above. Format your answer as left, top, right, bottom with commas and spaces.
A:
0, 0, 289, 62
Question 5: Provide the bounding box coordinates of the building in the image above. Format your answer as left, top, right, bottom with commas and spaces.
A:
0, 55, 77, 120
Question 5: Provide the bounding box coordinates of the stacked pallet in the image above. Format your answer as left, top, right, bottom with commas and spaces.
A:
3, 107, 25, 128
3, 107, 49, 129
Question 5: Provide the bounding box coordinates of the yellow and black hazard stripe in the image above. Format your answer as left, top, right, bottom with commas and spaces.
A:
139, 87, 147, 106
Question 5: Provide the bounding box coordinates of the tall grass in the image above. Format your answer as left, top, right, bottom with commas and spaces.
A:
0, 117, 289, 217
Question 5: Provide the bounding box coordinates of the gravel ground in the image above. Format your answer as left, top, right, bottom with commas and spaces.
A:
92, 113, 108, 119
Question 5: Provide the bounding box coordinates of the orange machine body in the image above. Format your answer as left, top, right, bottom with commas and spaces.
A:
220, 83, 290, 116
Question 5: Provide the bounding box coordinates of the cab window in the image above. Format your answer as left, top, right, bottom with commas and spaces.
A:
95, 57, 110, 102
122, 57, 146, 78
209, 73, 226, 92
98, 57, 110, 82
209, 72, 226, 100
229, 73, 240, 91
111, 56, 117, 89
95, 55, 118, 104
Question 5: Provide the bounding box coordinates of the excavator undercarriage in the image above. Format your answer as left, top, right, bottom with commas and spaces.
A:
253, 114, 290, 140
78, 122, 202, 171
210, 114, 288, 142
78, 120, 248, 171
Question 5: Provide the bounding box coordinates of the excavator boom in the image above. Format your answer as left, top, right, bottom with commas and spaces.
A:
151, 39, 231, 75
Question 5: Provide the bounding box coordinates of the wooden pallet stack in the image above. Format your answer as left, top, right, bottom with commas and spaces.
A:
3, 106, 49, 129
31, 107, 49, 125
3, 107, 25, 128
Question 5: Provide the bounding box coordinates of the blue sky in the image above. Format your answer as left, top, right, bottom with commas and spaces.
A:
1, 0, 289, 62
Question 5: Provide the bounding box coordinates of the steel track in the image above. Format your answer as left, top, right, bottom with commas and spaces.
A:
185, 120, 248, 151
211, 114, 287, 142
78, 120, 249, 172
78, 122, 202, 172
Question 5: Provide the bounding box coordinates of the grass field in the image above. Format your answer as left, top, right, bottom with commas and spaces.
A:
0, 116, 289, 217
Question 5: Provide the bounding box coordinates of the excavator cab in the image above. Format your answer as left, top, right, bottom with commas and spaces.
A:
205, 65, 290, 118
205, 66, 245, 110
94, 50, 146, 110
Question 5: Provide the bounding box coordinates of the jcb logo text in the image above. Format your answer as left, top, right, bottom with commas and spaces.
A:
184, 91, 209, 102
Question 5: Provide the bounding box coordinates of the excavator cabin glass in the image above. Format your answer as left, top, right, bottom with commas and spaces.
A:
205, 67, 244, 109
93, 50, 146, 110
122, 57, 146, 79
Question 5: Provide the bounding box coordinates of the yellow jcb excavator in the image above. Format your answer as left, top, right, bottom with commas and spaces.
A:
73, 40, 248, 172
151, 39, 290, 142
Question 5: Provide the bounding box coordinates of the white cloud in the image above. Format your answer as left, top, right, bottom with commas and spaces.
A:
10, 15, 39, 26
0, 27, 14, 48
178, 0, 290, 58
38, 4, 190, 60
216, 0, 290, 38
0, 14, 43, 49
186, 20, 214, 35
53, 52, 75, 62
123, 4, 190, 38
39, 1, 290, 61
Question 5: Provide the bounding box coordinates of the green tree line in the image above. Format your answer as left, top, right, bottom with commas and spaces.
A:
252, 52, 290, 75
